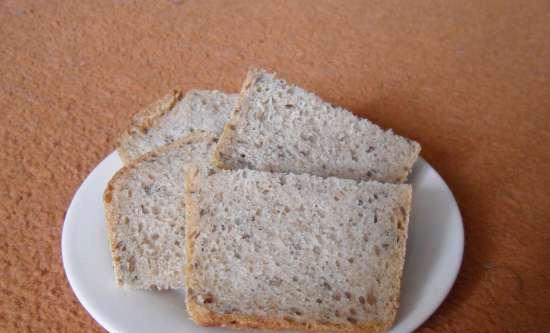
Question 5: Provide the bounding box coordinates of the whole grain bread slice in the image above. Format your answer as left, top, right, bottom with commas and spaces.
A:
119, 89, 237, 164
183, 167, 412, 332
103, 133, 217, 290
213, 69, 420, 182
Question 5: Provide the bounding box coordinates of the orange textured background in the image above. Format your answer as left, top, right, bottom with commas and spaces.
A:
1, 1, 549, 332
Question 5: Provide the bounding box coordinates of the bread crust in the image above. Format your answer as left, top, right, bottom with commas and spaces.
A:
186, 298, 390, 333
183, 168, 405, 333
118, 89, 183, 164
396, 144, 421, 182
211, 69, 260, 169
103, 132, 217, 287
388, 186, 412, 320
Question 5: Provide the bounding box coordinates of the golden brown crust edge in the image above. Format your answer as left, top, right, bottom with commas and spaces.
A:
103, 132, 218, 287
386, 185, 413, 322
183, 163, 200, 304
187, 298, 391, 333
118, 89, 183, 164
103, 171, 125, 286
396, 142, 422, 183
211, 69, 262, 169
182, 165, 394, 333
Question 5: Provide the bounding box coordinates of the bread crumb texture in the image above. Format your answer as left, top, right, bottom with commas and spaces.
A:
104, 133, 217, 290
214, 69, 420, 182
120, 90, 237, 163
185, 168, 412, 332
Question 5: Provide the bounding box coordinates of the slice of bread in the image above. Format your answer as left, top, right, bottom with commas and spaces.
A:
119, 89, 237, 164
213, 69, 421, 182
103, 133, 217, 290
183, 168, 412, 332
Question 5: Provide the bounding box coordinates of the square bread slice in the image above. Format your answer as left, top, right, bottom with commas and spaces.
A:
119, 89, 237, 164
103, 133, 217, 290
213, 69, 421, 182
183, 168, 412, 332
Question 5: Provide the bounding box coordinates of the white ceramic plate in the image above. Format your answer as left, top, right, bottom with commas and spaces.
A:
62, 152, 463, 333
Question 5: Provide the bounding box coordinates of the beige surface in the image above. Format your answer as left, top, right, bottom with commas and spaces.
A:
1, 1, 549, 332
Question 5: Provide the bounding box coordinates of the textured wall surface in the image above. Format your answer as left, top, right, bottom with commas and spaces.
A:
1, 1, 549, 332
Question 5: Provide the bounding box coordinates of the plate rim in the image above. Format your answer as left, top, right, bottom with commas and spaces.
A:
397, 158, 464, 332
62, 152, 122, 333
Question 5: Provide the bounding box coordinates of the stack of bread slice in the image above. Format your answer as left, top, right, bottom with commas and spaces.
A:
104, 69, 420, 333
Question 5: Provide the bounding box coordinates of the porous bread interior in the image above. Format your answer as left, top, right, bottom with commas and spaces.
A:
104, 133, 216, 290
184, 168, 412, 332
120, 90, 237, 163
213, 69, 420, 182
